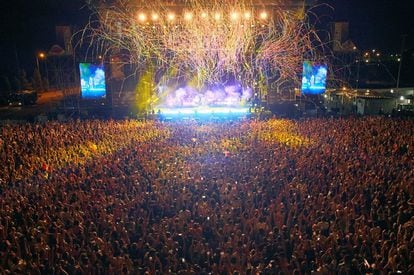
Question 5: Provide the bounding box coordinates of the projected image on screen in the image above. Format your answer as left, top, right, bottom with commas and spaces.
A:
301, 61, 328, 95
79, 63, 106, 99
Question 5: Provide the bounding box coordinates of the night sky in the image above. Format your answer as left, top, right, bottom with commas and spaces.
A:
0, 0, 413, 74
323, 0, 414, 52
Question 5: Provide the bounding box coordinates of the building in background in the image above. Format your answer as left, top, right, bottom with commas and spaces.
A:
331, 22, 353, 53
56, 26, 73, 55
44, 26, 78, 96
324, 88, 413, 116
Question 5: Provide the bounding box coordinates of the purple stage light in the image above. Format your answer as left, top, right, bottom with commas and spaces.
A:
161, 83, 252, 108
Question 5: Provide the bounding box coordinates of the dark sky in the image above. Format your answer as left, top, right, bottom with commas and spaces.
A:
0, 0, 413, 74
323, 0, 414, 52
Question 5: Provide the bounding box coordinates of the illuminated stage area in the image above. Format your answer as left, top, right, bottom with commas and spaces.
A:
86, 0, 320, 117
154, 82, 253, 119
156, 106, 251, 119
85, 0, 325, 120
159, 84, 253, 107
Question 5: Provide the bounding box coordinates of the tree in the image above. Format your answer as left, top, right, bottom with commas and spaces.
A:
0, 75, 12, 104
32, 69, 44, 92
18, 69, 32, 90
0, 75, 11, 92
11, 76, 21, 92
42, 77, 49, 91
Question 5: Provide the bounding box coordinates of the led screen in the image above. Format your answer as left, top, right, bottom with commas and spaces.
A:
79, 63, 106, 99
301, 61, 328, 95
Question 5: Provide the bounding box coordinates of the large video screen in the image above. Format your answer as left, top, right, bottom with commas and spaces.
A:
301, 61, 328, 95
79, 63, 106, 99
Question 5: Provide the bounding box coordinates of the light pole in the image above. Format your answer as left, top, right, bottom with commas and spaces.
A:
355, 59, 360, 90
36, 52, 49, 90
36, 52, 46, 72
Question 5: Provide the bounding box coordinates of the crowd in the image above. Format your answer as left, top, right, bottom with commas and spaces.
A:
0, 117, 413, 274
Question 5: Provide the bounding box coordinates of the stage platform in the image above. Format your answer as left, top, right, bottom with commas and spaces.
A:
155, 106, 251, 120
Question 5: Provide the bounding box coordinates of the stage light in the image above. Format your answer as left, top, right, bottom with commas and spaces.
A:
244, 12, 251, 20
151, 13, 159, 21
158, 106, 250, 116
184, 12, 193, 21
259, 11, 268, 20
138, 13, 147, 22
38, 52, 46, 59
167, 12, 175, 21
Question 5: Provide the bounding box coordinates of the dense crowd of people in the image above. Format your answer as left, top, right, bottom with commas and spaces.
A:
0, 117, 413, 274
